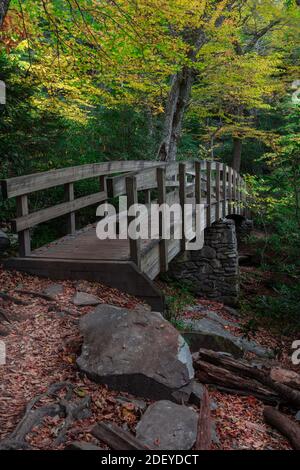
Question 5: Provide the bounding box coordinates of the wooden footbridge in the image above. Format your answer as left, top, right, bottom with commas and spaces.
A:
1, 160, 246, 310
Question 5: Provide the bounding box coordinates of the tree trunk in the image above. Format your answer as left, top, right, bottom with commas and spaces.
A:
195, 386, 212, 450
232, 137, 242, 172
0, 0, 10, 27
157, 67, 193, 161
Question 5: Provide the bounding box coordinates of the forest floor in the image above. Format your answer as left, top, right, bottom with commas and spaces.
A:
0, 264, 295, 450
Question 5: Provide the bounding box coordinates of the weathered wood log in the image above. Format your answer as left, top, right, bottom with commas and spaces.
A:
264, 406, 300, 450
65, 441, 104, 450
195, 349, 300, 408
92, 422, 147, 450
195, 359, 279, 403
195, 386, 212, 450
270, 367, 300, 391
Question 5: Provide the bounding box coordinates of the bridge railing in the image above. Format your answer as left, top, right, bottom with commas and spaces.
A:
1, 160, 246, 263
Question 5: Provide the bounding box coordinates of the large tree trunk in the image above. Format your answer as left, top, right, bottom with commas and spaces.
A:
157, 67, 193, 161
232, 137, 242, 172
0, 0, 10, 27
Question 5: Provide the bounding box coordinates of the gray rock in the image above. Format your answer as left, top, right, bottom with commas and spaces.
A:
136, 401, 198, 450
295, 411, 300, 421
0, 230, 10, 253
43, 283, 64, 298
73, 292, 100, 306
77, 305, 194, 402
188, 381, 205, 406
116, 396, 147, 411
181, 317, 273, 359
66, 441, 103, 450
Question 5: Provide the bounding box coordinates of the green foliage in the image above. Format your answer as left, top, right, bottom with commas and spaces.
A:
159, 276, 196, 326
243, 282, 300, 335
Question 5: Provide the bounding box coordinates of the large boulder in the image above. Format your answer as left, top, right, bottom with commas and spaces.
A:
77, 305, 194, 402
0, 229, 10, 254
136, 401, 198, 450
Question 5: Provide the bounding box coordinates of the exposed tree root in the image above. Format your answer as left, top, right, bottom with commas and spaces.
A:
0, 382, 91, 450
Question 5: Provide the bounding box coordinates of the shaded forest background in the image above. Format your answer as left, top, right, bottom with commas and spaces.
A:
0, 0, 300, 333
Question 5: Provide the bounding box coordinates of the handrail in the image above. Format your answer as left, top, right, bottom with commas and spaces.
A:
0, 159, 246, 260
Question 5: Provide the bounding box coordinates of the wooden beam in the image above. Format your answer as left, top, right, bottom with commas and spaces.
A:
64, 183, 76, 235
12, 191, 107, 232
222, 164, 227, 218
228, 166, 233, 214
179, 163, 186, 252
157, 167, 168, 273
126, 175, 141, 269
206, 161, 212, 227
16, 195, 31, 257
215, 162, 221, 220
1, 161, 162, 199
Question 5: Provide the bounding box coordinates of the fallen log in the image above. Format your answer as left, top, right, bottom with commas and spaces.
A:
65, 441, 104, 450
264, 406, 300, 450
195, 359, 279, 403
14, 289, 54, 301
0, 291, 29, 305
195, 349, 300, 408
92, 422, 147, 450
270, 367, 300, 391
195, 385, 211, 450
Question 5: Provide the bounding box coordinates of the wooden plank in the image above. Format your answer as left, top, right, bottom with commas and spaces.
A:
228, 166, 233, 214
232, 170, 237, 215
206, 161, 212, 227
12, 191, 107, 232
222, 164, 227, 218
16, 195, 31, 256
1, 161, 161, 199
92, 422, 147, 450
64, 183, 76, 235
126, 175, 141, 269
215, 162, 221, 220
144, 189, 151, 205
179, 163, 186, 252
157, 167, 168, 273
195, 161, 201, 206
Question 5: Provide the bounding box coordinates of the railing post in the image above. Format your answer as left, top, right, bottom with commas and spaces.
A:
16, 195, 31, 257
179, 163, 186, 252
126, 175, 141, 269
228, 167, 232, 214
222, 164, 227, 218
237, 175, 241, 215
216, 162, 221, 220
195, 161, 201, 206
233, 170, 237, 215
206, 161, 212, 227
99, 175, 107, 193
157, 167, 168, 272
144, 189, 151, 205
64, 182, 76, 235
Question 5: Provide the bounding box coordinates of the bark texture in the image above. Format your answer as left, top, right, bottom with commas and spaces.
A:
0, 0, 10, 27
